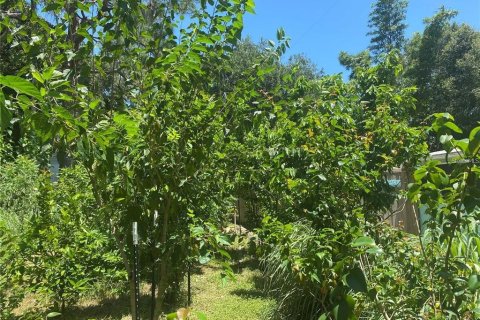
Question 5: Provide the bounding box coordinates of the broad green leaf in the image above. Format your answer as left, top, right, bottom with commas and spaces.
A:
346, 267, 368, 293
43, 66, 56, 81
333, 295, 355, 320
31, 70, 44, 84
468, 126, 480, 156
352, 236, 375, 247
433, 112, 454, 121
53, 106, 74, 121
443, 121, 462, 134
89, 99, 101, 109
0, 75, 42, 99
413, 167, 427, 181
468, 274, 480, 291
439, 134, 453, 145
245, 0, 255, 13
46, 312, 62, 318
366, 246, 383, 254
114, 113, 139, 138
453, 138, 469, 153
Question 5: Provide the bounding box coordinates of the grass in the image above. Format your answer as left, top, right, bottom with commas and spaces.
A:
182, 257, 275, 320
14, 254, 274, 320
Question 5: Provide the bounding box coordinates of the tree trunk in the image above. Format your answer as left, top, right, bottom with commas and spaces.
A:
153, 260, 170, 319
153, 197, 172, 319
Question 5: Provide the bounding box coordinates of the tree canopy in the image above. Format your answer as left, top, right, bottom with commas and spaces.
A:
367, 0, 408, 59
405, 7, 480, 134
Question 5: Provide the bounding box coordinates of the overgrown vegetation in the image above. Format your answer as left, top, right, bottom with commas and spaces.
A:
1, 0, 479, 319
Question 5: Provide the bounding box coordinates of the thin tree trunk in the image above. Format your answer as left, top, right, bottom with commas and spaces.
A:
153, 197, 172, 319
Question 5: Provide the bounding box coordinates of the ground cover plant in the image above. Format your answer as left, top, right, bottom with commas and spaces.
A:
1, 0, 479, 319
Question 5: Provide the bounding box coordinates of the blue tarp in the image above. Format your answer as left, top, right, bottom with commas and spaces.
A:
387, 179, 401, 188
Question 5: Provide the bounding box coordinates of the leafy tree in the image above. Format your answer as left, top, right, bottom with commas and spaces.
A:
407, 113, 480, 318
1, 0, 254, 318
367, 0, 408, 60
19, 167, 126, 314
338, 50, 372, 79
210, 37, 322, 96
339, 0, 408, 77
405, 7, 480, 136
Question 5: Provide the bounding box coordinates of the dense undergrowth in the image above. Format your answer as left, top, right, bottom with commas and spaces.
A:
1, 0, 479, 319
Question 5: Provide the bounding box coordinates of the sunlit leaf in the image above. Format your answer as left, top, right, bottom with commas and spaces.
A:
0, 75, 42, 99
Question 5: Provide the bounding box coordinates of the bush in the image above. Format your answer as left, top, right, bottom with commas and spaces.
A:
259, 218, 358, 319
0, 161, 127, 316
0, 155, 39, 233
18, 166, 127, 313
0, 221, 25, 319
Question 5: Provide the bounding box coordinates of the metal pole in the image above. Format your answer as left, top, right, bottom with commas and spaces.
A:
132, 222, 140, 320
187, 264, 191, 307
187, 216, 192, 307
150, 211, 158, 320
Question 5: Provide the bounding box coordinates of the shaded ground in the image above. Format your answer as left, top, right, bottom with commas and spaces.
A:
15, 254, 274, 319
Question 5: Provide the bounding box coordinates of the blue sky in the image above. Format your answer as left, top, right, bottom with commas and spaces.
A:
242, 0, 480, 75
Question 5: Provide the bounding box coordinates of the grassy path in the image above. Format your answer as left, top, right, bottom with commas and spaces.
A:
185, 259, 274, 320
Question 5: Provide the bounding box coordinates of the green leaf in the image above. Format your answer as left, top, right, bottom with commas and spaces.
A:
0, 91, 12, 131
468, 126, 480, 156
443, 121, 462, 134
346, 267, 368, 293
413, 167, 427, 181
46, 312, 62, 318
352, 236, 375, 247
468, 274, 480, 291
453, 138, 469, 153
366, 246, 383, 254
198, 255, 211, 264
53, 106, 74, 122
31, 70, 45, 84
113, 113, 139, 138
0, 75, 42, 100
333, 295, 355, 320
245, 0, 255, 13
439, 134, 453, 145
196, 312, 208, 320
166, 312, 177, 320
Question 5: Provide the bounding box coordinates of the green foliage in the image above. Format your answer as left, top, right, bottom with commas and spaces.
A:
0, 154, 39, 231
0, 220, 25, 319
242, 54, 428, 319
0, 154, 38, 318
259, 219, 359, 319
367, 0, 408, 60
0, 164, 126, 316
405, 7, 480, 135
1, 0, 254, 316
407, 114, 480, 318
338, 50, 371, 79
20, 167, 126, 311
2, 0, 479, 319
211, 37, 321, 95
